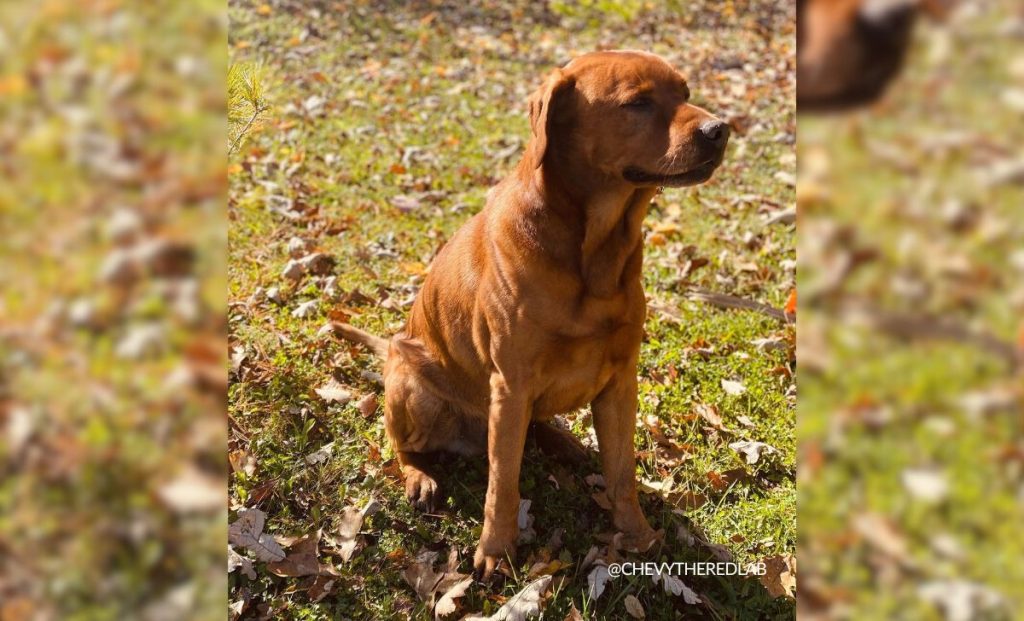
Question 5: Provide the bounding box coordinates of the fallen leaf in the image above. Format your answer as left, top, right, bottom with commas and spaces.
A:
721, 379, 747, 396
315, 378, 352, 404
228, 546, 257, 580
624, 594, 645, 618
434, 576, 473, 619
784, 289, 797, 315
229, 449, 257, 476
587, 564, 611, 601
299, 252, 335, 275
851, 513, 909, 563
228, 508, 285, 562
652, 571, 701, 604
465, 575, 552, 620
402, 550, 444, 602
157, 466, 224, 514
267, 530, 322, 577
336, 498, 381, 562
518, 498, 536, 544
591, 490, 612, 510
392, 194, 422, 212
307, 575, 336, 602
918, 580, 1007, 621
757, 554, 796, 599
287, 236, 310, 257
665, 490, 707, 511
695, 402, 728, 431
901, 468, 949, 503
305, 441, 335, 465
292, 300, 318, 318
526, 559, 568, 579
357, 393, 378, 418
282, 259, 306, 280
728, 440, 778, 465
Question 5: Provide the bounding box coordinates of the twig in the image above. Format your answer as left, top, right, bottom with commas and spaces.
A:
842, 304, 1022, 369
686, 288, 792, 323
228, 106, 264, 158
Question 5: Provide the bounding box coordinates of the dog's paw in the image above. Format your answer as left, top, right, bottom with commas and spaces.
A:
619, 526, 664, 553
472, 531, 517, 581
404, 469, 440, 512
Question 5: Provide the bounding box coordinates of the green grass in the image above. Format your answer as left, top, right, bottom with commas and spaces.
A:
228, 1, 795, 618
798, 2, 1024, 618
0, 1, 227, 619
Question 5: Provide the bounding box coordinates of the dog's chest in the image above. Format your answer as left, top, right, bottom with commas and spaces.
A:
532, 322, 639, 417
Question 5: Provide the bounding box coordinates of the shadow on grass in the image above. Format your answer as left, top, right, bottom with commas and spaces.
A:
414, 437, 794, 620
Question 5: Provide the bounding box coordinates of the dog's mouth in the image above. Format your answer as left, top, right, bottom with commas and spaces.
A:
623, 158, 722, 188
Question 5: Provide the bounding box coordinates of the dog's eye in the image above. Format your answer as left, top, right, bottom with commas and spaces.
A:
622, 97, 653, 109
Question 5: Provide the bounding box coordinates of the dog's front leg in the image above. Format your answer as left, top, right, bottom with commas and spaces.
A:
473, 372, 530, 580
592, 372, 660, 552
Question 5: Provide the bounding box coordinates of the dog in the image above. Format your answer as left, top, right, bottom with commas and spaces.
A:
331, 50, 729, 579
797, 0, 952, 110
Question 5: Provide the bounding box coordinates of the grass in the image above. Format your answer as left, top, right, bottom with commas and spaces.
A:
798, 2, 1024, 618
0, 1, 226, 619
228, 1, 795, 618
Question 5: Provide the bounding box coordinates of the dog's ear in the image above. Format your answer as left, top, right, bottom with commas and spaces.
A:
528, 69, 574, 169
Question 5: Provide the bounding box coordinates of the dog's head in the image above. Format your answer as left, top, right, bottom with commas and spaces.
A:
798, 0, 923, 111
528, 50, 729, 188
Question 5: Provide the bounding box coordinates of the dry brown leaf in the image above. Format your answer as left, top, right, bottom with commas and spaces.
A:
729, 440, 778, 465
652, 572, 701, 604
229, 449, 257, 476
307, 575, 336, 603
586, 564, 611, 601
228, 546, 257, 580
695, 402, 728, 431
624, 594, 645, 618
357, 393, 378, 418
464, 575, 552, 620
403, 550, 445, 602
267, 530, 322, 577
851, 513, 910, 563
305, 441, 335, 466
157, 466, 224, 514
336, 498, 381, 562
526, 559, 569, 580
434, 576, 473, 619
757, 554, 796, 599
228, 508, 285, 562
315, 378, 352, 405
721, 379, 747, 396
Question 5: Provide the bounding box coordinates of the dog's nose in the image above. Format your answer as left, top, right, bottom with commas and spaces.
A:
698, 119, 730, 148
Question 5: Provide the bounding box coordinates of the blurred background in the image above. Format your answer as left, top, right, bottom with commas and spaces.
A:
0, 1, 226, 619
797, 0, 1024, 619
9, 0, 1022, 619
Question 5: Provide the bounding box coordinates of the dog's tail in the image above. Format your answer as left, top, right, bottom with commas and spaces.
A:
321, 322, 389, 358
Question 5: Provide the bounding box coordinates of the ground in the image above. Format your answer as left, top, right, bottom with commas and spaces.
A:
798, 2, 1024, 619
228, 1, 795, 619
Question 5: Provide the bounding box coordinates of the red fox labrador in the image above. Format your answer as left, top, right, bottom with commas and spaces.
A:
331, 50, 729, 579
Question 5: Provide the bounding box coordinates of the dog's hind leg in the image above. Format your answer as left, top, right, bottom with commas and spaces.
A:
383, 353, 485, 512
383, 368, 444, 511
